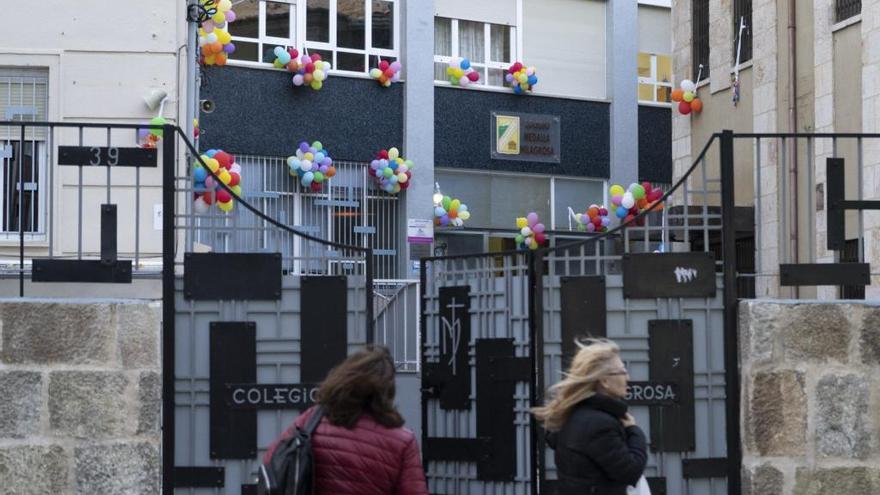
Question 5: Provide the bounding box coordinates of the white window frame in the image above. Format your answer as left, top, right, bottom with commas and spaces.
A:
637, 52, 673, 105
227, 0, 297, 66
433, 18, 517, 88
227, 0, 400, 78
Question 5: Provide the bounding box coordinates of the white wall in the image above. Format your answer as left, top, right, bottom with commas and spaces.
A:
523, 0, 607, 100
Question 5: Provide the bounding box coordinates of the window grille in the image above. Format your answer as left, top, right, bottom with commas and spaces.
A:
733, 0, 752, 64
835, 0, 861, 23
692, 0, 710, 80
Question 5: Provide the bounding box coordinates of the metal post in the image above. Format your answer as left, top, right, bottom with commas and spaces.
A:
719, 130, 741, 495
161, 124, 176, 494
528, 251, 544, 495
18, 124, 25, 297
365, 248, 375, 344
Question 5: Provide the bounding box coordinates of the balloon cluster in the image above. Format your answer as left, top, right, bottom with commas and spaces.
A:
193, 149, 243, 213
671, 79, 703, 115
608, 182, 665, 226
138, 116, 167, 149
434, 196, 470, 227
575, 205, 611, 233
446, 58, 480, 87
506, 62, 538, 94
515, 212, 547, 250
287, 141, 336, 192
370, 148, 413, 194
198, 0, 236, 66
370, 60, 402, 87
273, 47, 331, 91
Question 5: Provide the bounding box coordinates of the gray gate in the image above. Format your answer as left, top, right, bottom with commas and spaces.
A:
421, 134, 738, 495
167, 132, 374, 493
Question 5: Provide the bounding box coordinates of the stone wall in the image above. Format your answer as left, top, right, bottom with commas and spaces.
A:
740, 300, 880, 494
0, 299, 161, 494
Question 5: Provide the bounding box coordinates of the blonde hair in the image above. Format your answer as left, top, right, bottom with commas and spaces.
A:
532, 338, 621, 431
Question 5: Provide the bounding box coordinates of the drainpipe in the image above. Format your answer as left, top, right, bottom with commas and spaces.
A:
787, 0, 798, 297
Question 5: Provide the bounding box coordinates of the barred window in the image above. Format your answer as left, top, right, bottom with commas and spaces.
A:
692, 0, 710, 80
733, 0, 752, 64
836, 0, 861, 23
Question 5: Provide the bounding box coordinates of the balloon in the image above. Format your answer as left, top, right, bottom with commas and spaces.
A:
691, 98, 703, 112
678, 101, 692, 115
193, 197, 210, 214
683, 91, 695, 103
671, 88, 684, 102
516, 217, 528, 229
533, 223, 545, 234
448, 58, 479, 86
527, 212, 539, 226
610, 184, 625, 196
622, 193, 635, 209
521, 227, 532, 237
507, 61, 538, 94
680, 79, 696, 92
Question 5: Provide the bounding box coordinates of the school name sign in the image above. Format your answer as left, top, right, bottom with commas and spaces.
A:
491, 112, 561, 163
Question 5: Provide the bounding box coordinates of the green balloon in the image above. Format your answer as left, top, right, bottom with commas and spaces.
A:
515, 234, 525, 244
313, 171, 324, 182
442, 196, 452, 209
312, 141, 323, 151
632, 185, 646, 200
383, 168, 393, 178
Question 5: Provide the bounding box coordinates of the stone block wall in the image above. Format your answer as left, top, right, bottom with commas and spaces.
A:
740, 300, 880, 495
0, 299, 161, 494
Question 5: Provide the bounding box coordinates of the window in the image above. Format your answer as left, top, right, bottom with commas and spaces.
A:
692, 0, 710, 80
638, 52, 672, 103
434, 17, 515, 88
228, 0, 399, 75
228, 0, 297, 64
0, 68, 48, 239
733, 0, 752, 64
305, 0, 398, 74
835, 0, 861, 22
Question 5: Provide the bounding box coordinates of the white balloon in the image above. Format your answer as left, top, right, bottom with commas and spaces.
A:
680, 79, 696, 92
230, 163, 241, 174
193, 197, 210, 214
622, 192, 635, 209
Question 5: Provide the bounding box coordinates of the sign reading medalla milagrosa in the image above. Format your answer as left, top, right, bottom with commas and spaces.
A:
491, 112, 561, 163
224, 383, 319, 409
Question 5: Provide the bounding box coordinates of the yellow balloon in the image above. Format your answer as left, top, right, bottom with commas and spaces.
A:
451, 199, 461, 210
453, 68, 464, 79
610, 184, 625, 196
217, 30, 232, 45
310, 80, 323, 90
397, 173, 408, 183
459, 211, 471, 220
304, 152, 314, 161
218, 0, 232, 11
388, 147, 400, 160
217, 200, 233, 212
313, 70, 325, 82
231, 185, 242, 196
218, 169, 231, 184
683, 91, 695, 103
206, 158, 220, 172
516, 217, 528, 229
212, 11, 226, 24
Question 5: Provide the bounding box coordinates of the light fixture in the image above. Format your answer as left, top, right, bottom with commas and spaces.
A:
143, 88, 168, 113
432, 182, 443, 206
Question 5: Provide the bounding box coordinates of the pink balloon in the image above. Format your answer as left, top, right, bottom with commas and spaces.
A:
205, 176, 216, 189
533, 223, 545, 234
225, 10, 236, 22
611, 196, 622, 206
527, 212, 539, 226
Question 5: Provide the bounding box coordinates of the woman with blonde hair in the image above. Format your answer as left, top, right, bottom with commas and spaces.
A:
533, 338, 647, 495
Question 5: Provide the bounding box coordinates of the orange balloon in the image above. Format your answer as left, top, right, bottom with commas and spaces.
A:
215, 54, 227, 66
671, 88, 684, 102
303, 73, 314, 84
287, 62, 300, 72
691, 98, 703, 112
326, 166, 336, 178
588, 206, 599, 218
212, 42, 223, 54
448, 209, 458, 219
638, 198, 648, 209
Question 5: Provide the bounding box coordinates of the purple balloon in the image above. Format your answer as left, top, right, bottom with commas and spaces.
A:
440, 214, 450, 225
322, 157, 332, 166
319, 165, 329, 173
223, 43, 236, 54
225, 10, 236, 22
137, 128, 150, 139
526, 212, 539, 226
299, 142, 310, 153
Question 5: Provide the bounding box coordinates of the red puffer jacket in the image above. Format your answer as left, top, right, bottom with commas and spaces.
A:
264, 406, 428, 495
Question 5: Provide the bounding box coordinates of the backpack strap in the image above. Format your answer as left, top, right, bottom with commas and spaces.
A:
302, 405, 325, 437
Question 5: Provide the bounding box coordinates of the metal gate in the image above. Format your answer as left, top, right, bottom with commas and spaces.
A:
166, 130, 375, 493
420, 133, 739, 495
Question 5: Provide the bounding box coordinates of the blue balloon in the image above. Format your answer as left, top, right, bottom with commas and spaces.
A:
205, 149, 218, 158
528, 75, 538, 85
193, 167, 207, 182
513, 85, 522, 94
461, 58, 471, 70
616, 207, 628, 219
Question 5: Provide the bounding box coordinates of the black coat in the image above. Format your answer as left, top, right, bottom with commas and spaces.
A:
547, 394, 647, 495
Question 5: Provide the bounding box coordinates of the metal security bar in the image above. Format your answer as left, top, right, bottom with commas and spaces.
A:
374, 279, 420, 372
836, 0, 861, 22
733, 0, 752, 63
692, 0, 710, 80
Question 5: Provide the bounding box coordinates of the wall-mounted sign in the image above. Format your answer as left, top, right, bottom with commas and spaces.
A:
626, 381, 680, 406
490, 112, 560, 163
407, 218, 434, 244
622, 252, 716, 299
225, 383, 319, 409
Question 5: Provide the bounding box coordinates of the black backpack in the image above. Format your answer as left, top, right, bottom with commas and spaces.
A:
257, 406, 325, 495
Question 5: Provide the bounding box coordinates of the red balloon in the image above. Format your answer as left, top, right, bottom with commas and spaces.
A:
400, 180, 410, 189
213, 151, 232, 169
202, 191, 214, 205
678, 101, 692, 115
535, 232, 546, 244
216, 188, 232, 203
229, 172, 240, 186
379, 150, 389, 159
642, 181, 652, 192
512, 62, 523, 72
288, 48, 299, 58
379, 60, 390, 71
305, 62, 316, 73
311, 53, 322, 61
310, 181, 322, 192
368, 168, 376, 176
466, 71, 479, 82
384, 68, 395, 79
592, 217, 602, 227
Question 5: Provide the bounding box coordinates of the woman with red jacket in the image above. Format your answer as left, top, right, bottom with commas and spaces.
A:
264, 346, 428, 495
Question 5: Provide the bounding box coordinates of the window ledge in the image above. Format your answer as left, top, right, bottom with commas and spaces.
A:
433, 81, 611, 104
226, 60, 401, 82
832, 14, 861, 33
638, 101, 673, 109
730, 60, 753, 74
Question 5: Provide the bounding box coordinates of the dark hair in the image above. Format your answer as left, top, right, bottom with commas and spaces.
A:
316, 346, 404, 429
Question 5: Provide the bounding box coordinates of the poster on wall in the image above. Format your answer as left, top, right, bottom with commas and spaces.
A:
490, 112, 561, 163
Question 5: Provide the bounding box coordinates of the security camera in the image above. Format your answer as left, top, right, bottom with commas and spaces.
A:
200, 99, 215, 114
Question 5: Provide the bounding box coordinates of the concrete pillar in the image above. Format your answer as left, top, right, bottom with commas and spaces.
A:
401, 0, 435, 279
607, 0, 639, 188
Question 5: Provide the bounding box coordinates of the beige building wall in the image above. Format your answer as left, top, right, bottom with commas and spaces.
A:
0, 0, 186, 263
673, 0, 878, 299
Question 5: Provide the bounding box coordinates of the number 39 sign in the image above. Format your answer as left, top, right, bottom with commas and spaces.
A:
57, 146, 157, 168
